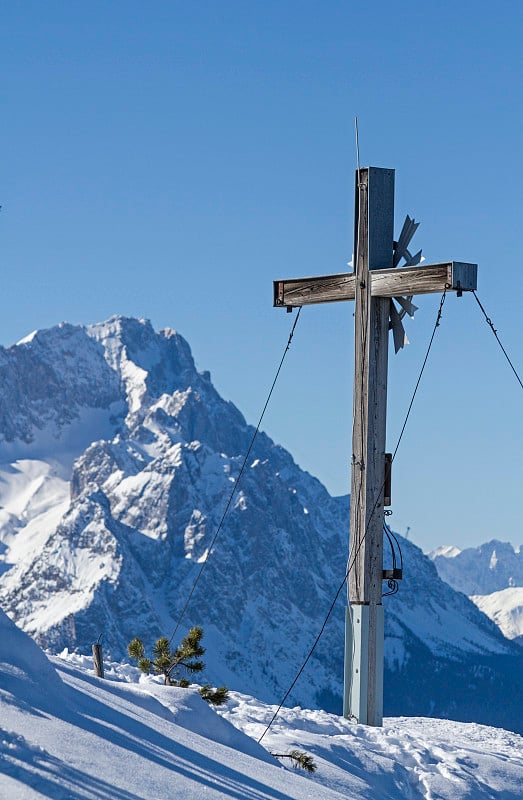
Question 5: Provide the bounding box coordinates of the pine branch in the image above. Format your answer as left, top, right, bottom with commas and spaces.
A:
153, 637, 171, 657
127, 637, 145, 660
179, 659, 205, 674
137, 657, 151, 674
272, 750, 317, 774
199, 684, 229, 706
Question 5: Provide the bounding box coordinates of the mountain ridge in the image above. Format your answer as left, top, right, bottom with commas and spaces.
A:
431, 540, 523, 644
0, 316, 521, 732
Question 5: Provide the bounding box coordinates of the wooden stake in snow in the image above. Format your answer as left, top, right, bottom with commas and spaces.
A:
273, 166, 477, 726
92, 635, 104, 679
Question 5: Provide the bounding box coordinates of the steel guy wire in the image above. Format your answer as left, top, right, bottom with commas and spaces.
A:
472, 291, 523, 392
257, 287, 448, 744
168, 307, 302, 646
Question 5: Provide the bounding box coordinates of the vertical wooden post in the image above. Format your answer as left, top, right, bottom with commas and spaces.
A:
343, 167, 394, 725
92, 639, 105, 679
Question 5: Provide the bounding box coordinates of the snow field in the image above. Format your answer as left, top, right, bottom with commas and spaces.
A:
2, 627, 522, 800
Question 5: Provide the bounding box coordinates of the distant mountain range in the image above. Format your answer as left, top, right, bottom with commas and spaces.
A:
431, 541, 523, 645
0, 316, 521, 733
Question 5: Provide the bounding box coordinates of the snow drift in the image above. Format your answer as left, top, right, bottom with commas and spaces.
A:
1, 611, 522, 800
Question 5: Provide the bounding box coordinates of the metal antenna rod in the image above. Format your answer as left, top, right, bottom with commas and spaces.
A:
355, 116, 361, 178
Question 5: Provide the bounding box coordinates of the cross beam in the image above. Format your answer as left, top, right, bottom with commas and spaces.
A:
274, 261, 477, 307
272, 166, 478, 726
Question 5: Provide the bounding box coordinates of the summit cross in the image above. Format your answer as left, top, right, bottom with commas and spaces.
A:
273, 166, 477, 726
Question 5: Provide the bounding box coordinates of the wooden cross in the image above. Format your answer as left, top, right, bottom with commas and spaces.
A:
273, 167, 477, 726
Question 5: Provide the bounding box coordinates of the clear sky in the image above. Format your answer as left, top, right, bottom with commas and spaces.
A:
1, 1, 522, 552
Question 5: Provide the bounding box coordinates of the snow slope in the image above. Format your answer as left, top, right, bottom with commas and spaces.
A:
1, 611, 522, 800
471, 588, 523, 643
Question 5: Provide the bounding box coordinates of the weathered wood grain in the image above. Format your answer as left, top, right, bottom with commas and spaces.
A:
344, 166, 392, 727
274, 261, 477, 307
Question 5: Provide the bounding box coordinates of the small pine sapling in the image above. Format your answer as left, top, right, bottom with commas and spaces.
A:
127, 626, 229, 705
128, 627, 205, 685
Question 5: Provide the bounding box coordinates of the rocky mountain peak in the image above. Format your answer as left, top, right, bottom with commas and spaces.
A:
432, 539, 523, 596
0, 316, 522, 732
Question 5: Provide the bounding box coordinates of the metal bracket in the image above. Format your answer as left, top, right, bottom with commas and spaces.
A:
382, 568, 403, 580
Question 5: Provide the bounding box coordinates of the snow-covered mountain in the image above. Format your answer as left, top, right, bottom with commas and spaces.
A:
0, 316, 522, 733
431, 541, 523, 644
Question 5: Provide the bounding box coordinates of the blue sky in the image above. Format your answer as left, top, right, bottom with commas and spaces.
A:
1, 1, 522, 551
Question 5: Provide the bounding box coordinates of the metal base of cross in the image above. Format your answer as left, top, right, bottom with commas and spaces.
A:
343, 604, 384, 726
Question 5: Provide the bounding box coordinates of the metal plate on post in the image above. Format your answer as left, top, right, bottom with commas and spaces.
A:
366, 167, 395, 270
344, 605, 369, 722
344, 604, 384, 725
